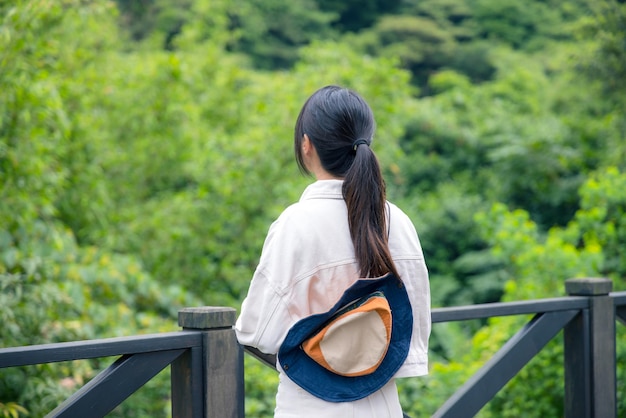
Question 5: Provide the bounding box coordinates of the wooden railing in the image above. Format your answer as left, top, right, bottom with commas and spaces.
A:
0, 278, 624, 417
432, 277, 622, 418
0, 307, 244, 418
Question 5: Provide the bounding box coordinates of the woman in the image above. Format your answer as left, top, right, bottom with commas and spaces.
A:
235, 85, 431, 417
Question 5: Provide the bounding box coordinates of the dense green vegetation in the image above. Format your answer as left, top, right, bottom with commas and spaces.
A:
1, 0, 624, 416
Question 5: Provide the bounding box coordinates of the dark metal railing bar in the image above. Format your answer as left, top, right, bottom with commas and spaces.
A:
48, 349, 186, 418
190, 346, 204, 417
616, 306, 626, 326
433, 309, 580, 418
0, 331, 202, 369
171, 348, 204, 418
431, 296, 589, 323
244, 346, 276, 369
564, 308, 592, 418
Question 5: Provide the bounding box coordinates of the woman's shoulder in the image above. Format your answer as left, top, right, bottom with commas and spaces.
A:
266, 200, 320, 239
273, 200, 310, 225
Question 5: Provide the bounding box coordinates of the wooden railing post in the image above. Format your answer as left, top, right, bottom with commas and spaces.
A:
173, 307, 244, 418
564, 278, 616, 418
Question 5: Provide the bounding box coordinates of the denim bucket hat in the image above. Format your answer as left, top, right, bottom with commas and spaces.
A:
278, 273, 413, 402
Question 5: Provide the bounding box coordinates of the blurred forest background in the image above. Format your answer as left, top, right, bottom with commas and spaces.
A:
1, 0, 625, 416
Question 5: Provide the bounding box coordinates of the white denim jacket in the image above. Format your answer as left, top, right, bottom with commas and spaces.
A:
236, 179, 431, 379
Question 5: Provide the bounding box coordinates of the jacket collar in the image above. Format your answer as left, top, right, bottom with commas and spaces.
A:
300, 180, 344, 201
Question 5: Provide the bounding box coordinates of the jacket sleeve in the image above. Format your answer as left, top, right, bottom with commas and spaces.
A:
235, 269, 287, 354
234, 211, 298, 355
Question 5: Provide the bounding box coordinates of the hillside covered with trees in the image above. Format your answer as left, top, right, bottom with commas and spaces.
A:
1, 0, 625, 416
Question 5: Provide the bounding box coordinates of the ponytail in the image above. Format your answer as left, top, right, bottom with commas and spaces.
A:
343, 143, 399, 278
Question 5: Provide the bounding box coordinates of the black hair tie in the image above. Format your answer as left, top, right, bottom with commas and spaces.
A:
352, 138, 370, 152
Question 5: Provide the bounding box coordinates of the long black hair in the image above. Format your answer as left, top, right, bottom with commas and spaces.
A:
294, 85, 399, 279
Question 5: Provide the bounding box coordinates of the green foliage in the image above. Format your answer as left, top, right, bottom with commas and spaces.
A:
0, 1, 199, 415
573, 0, 626, 168
395, 44, 614, 228
470, 0, 564, 48
575, 0, 626, 99
225, 0, 335, 69
114, 0, 193, 48
0, 402, 28, 418
576, 167, 626, 279
316, 0, 401, 31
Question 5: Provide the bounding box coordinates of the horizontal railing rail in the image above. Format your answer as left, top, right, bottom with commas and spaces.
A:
431, 296, 590, 323
0, 331, 202, 368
